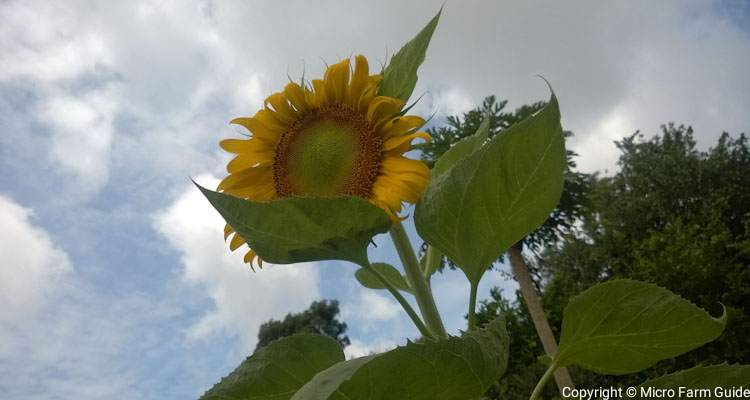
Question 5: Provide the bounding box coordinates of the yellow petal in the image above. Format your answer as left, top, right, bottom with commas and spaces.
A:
370, 185, 406, 219
366, 96, 405, 128
229, 118, 283, 143
225, 181, 277, 202
348, 55, 369, 107
284, 82, 310, 113
224, 224, 233, 240
265, 92, 297, 124
357, 76, 382, 114
254, 109, 290, 133
217, 165, 273, 192
244, 249, 257, 264
377, 176, 422, 202
311, 79, 327, 106
379, 157, 431, 198
324, 59, 350, 104
383, 131, 431, 153
226, 152, 274, 173
229, 233, 246, 250
379, 116, 426, 140
219, 138, 253, 154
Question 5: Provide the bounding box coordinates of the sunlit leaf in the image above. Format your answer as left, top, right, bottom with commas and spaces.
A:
291, 317, 509, 400
555, 279, 726, 375
378, 8, 441, 102
201, 334, 344, 400
197, 184, 391, 266
635, 364, 750, 399
355, 262, 413, 293
414, 89, 565, 284
431, 111, 490, 178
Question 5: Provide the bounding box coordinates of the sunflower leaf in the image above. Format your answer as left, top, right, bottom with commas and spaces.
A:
200, 334, 344, 400
355, 262, 413, 293
378, 8, 441, 102
196, 184, 391, 266
555, 279, 727, 375
290, 317, 509, 400
635, 364, 750, 398
414, 88, 565, 284
431, 110, 490, 178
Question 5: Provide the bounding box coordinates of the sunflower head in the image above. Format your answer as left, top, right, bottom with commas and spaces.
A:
218, 55, 431, 267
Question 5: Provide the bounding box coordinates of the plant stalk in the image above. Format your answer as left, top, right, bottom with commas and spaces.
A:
467, 281, 479, 330
529, 362, 558, 400
389, 222, 448, 338
509, 242, 575, 394
362, 260, 433, 339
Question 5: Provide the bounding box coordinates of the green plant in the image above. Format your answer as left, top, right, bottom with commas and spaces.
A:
197, 9, 749, 400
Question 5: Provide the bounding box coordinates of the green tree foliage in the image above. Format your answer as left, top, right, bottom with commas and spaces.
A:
478, 124, 750, 397
540, 125, 750, 385
255, 300, 350, 351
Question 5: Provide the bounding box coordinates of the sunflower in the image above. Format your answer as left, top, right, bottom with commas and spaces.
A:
218, 55, 431, 268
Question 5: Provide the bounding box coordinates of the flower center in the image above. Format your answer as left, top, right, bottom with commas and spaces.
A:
274, 105, 382, 198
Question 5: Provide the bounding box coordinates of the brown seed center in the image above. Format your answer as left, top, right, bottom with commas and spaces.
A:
273, 105, 382, 198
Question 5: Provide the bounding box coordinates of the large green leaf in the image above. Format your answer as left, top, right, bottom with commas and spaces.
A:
196, 184, 391, 266
635, 364, 750, 399
414, 91, 565, 284
201, 334, 344, 400
431, 112, 490, 178
355, 262, 413, 293
378, 9, 441, 102
291, 317, 509, 400
555, 279, 727, 375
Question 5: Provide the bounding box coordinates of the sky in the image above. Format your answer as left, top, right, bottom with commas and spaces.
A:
1, 0, 749, 398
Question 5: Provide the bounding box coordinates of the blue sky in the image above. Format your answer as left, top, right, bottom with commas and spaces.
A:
1, 1, 749, 399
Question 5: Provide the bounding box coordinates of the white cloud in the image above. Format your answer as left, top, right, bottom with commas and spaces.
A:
573, 105, 636, 174
0, 195, 72, 322
0, 2, 114, 83
419, 86, 475, 117
4, 0, 748, 204
37, 85, 120, 195
1, 1, 121, 198
0, 195, 156, 399
153, 174, 320, 352
344, 338, 397, 359
353, 291, 401, 322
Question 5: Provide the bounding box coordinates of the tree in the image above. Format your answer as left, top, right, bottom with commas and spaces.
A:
481, 124, 750, 397
545, 125, 749, 380
255, 299, 350, 351
418, 96, 592, 393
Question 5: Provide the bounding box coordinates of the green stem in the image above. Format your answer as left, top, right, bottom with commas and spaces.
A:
389, 222, 448, 338
362, 261, 433, 340
423, 245, 442, 281
467, 281, 478, 331
530, 362, 558, 400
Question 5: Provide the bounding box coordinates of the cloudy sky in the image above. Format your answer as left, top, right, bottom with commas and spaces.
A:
1, 0, 748, 398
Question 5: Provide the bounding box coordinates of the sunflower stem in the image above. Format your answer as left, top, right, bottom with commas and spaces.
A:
361, 260, 433, 340
467, 281, 478, 331
389, 222, 448, 339
530, 361, 559, 400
